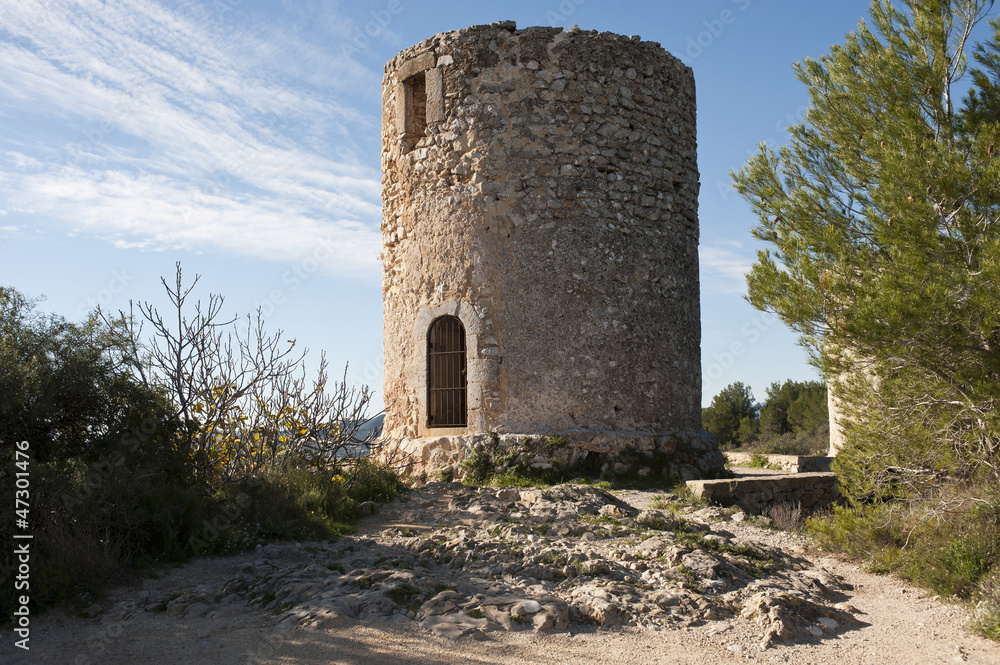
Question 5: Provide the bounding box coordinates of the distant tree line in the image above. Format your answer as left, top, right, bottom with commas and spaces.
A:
701, 380, 829, 455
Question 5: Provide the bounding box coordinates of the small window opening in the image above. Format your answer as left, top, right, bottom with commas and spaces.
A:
404, 72, 428, 144
427, 316, 467, 428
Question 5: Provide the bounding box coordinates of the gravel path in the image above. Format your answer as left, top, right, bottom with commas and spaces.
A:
4, 484, 999, 665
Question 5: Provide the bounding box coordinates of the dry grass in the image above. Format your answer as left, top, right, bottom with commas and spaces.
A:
766, 501, 804, 531
33, 512, 129, 608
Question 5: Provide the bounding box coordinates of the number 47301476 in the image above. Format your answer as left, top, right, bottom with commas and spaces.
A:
15, 442, 30, 523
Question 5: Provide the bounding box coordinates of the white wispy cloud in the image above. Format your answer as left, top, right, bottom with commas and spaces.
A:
0, 0, 384, 276
700, 241, 754, 295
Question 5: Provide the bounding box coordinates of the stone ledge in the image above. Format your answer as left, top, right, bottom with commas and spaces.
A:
723, 452, 834, 473
686, 472, 840, 515
394, 429, 725, 482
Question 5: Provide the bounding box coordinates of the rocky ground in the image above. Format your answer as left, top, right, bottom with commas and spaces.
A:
5, 481, 1000, 664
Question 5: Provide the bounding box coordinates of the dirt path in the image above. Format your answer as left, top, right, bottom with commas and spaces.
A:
4, 486, 998, 665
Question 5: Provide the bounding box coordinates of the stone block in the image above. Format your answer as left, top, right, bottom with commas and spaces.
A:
686, 473, 839, 515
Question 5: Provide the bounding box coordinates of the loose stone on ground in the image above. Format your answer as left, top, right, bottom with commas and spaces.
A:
118, 482, 863, 651
8, 481, 1000, 665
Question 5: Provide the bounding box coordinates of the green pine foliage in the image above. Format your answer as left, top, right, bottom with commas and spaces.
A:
733, 1, 1000, 639
701, 382, 758, 448
702, 380, 828, 454
759, 380, 829, 438
733, 0, 1000, 496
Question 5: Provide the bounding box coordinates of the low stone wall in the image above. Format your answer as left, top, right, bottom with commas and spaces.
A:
723, 453, 833, 473
686, 472, 839, 515
394, 429, 726, 483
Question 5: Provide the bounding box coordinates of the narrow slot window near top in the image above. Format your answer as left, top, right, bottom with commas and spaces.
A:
404, 71, 427, 144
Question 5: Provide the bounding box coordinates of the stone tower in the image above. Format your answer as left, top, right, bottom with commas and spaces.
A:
381, 22, 724, 480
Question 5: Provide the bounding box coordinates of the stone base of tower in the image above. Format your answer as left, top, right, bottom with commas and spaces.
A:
389, 429, 726, 484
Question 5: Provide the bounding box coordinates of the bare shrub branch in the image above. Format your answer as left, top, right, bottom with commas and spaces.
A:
112, 262, 384, 481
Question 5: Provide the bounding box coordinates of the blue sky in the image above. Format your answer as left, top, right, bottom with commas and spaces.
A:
0, 0, 896, 408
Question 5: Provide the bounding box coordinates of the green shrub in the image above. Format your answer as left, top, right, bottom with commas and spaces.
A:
734, 430, 829, 456
808, 503, 907, 569
971, 571, 1000, 641
383, 584, 421, 607
902, 502, 1000, 600
460, 447, 494, 485
808, 492, 1000, 641
0, 450, 210, 614
343, 457, 406, 505
225, 459, 404, 544
0, 286, 206, 616
0, 286, 403, 620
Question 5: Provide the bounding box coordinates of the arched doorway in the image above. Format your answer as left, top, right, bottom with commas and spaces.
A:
427, 316, 467, 427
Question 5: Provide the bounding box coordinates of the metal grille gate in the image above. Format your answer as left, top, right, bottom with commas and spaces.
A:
427, 316, 467, 427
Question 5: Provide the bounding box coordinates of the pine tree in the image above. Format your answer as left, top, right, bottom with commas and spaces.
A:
758, 380, 828, 437
732, 0, 1000, 497
702, 382, 758, 448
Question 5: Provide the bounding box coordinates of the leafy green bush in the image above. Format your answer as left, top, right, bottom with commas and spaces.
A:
460, 445, 497, 485
971, 571, 1000, 641
0, 285, 402, 620
0, 286, 203, 613
221, 459, 404, 545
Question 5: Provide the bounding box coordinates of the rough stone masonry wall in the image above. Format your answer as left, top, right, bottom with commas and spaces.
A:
686, 473, 840, 515
723, 453, 833, 474
381, 22, 722, 479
